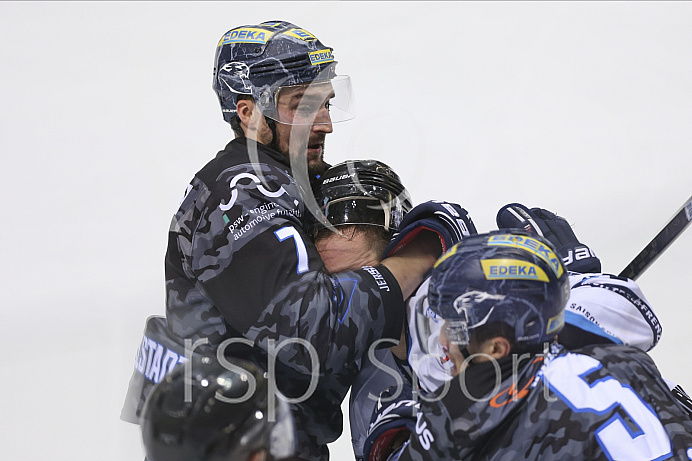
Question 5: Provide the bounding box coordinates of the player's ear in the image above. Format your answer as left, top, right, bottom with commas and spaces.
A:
471, 336, 511, 361
236, 98, 256, 128
236, 98, 271, 142
488, 336, 511, 360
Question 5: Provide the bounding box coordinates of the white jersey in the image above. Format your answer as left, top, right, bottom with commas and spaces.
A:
564, 272, 661, 351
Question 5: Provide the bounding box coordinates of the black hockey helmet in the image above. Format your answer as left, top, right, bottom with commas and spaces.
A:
419, 230, 570, 352
314, 159, 413, 236
213, 20, 353, 127
140, 356, 295, 461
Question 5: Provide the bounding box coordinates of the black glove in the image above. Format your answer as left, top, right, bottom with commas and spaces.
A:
363, 385, 417, 461
496, 203, 601, 273
384, 200, 477, 257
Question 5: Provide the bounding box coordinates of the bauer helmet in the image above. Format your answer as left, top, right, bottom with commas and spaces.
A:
213, 20, 353, 129
314, 159, 413, 236
418, 230, 570, 354
141, 356, 295, 461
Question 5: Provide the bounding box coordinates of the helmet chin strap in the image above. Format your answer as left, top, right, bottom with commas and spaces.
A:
230, 115, 245, 138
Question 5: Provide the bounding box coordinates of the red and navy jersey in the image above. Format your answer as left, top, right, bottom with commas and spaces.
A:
139, 138, 404, 461
399, 343, 692, 461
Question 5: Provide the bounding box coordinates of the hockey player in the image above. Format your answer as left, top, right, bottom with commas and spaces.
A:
495, 203, 692, 416
123, 21, 443, 461
496, 203, 659, 351
311, 160, 477, 460
312, 160, 412, 274
141, 355, 297, 461
404, 202, 660, 394
370, 231, 692, 460
311, 160, 414, 460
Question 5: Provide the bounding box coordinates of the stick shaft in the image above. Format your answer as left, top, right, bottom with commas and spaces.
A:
619, 195, 692, 280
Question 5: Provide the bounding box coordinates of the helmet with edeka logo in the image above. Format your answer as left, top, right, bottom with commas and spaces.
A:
213, 20, 353, 129
420, 230, 570, 352
314, 159, 413, 236
140, 355, 295, 461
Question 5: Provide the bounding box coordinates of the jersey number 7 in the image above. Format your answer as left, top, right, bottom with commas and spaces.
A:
275, 226, 310, 274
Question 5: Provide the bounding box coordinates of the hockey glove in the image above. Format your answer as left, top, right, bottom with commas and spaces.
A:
363, 385, 417, 461
496, 203, 601, 273
384, 200, 477, 257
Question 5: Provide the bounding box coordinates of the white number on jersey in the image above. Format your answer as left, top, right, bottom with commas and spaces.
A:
275, 226, 309, 274
545, 353, 672, 460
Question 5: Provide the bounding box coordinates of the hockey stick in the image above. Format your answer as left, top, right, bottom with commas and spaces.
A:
619, 194, 692, 280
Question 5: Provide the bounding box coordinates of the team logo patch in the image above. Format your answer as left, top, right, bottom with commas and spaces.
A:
453, 291, 505, 315
481, 259, 549, 282
218, 28, 274, 45
487, 234, 564, 278
285, 28, 317, 41
219, 172, 287, 211
219, 62, 252, 94
309, 48, 334, 65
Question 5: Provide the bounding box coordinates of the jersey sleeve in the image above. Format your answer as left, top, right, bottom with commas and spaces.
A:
395, 397, 461, 461
350, 349, 409, 459
169, 162, 405, 375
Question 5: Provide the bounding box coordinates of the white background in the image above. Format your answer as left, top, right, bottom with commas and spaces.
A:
1, 2, 691, 460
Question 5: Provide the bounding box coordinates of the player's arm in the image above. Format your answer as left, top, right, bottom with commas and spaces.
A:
181, 165, 405, 372
364, 386, 459, 461
381, 230, 440, 298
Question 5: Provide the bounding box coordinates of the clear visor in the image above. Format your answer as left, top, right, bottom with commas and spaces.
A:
415, 300, 471, 357
414, 302, 447, 358
444, 320, 470, 347
270, 75, 354, 126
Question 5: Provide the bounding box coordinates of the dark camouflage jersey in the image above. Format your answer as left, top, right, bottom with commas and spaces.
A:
399, 343, 692, 461
123, 138, 405, 461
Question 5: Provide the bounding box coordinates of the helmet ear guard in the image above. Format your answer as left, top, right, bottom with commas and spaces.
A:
421, 230, 570, 354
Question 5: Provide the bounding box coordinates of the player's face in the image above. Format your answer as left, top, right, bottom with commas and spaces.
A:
439, 322, 497, 376
315, 226, 381, 274
274, 82, 334, 176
